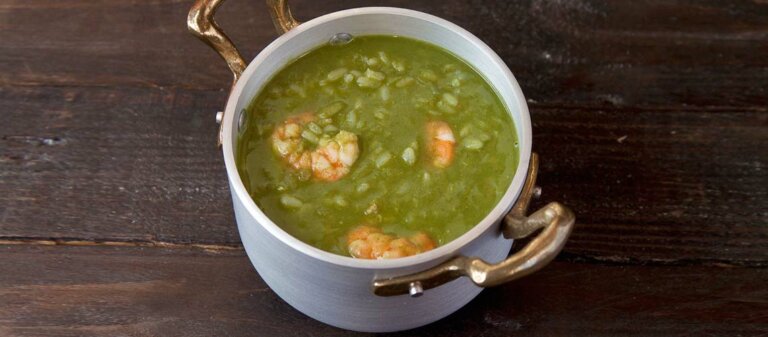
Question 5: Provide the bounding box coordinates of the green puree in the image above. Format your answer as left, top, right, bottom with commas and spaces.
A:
237, 35, 518, 257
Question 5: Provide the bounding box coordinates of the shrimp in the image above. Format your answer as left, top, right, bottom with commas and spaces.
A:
271, 112, 315, 170
271, 113, 359, 181
347, 225, 436, 259
425, 120, 456, 168
312, 131, 359, 181
409, 232, 436, 251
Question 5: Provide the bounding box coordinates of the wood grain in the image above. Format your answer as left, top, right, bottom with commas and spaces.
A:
531, 106, 768, 266
2, 0, 767, 335
2, 85, 766, 265
0, 0, 766, 108
1, 244, 766, 337
0, 86, 235, 244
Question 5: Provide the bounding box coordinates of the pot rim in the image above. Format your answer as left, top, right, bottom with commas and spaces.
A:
221, 7, 532, 270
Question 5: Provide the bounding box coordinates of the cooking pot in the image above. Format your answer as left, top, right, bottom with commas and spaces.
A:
188, 0, 575, 332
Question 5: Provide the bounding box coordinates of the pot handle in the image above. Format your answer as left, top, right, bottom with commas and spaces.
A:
372, 153, 575, 297
187, 0, 299, 145
187, 0, 299, 81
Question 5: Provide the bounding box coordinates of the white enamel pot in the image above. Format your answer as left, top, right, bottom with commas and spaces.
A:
188, 0, 575, 332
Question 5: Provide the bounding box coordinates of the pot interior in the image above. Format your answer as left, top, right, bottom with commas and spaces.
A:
221, 7, 532, 268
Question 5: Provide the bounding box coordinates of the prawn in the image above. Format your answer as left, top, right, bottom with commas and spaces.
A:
347, 225, 437, 259
271, 113, 315, 170
271, 113, 359, 181
312, 131, 359, 181
425, 120, 456, 168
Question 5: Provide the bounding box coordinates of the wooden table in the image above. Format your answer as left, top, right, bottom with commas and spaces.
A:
2, 1, 766, 335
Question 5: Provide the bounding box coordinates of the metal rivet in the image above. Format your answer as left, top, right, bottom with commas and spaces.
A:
215, 111, 223, 125
533, 186, 542, 199
408, 281, 424, 298
238, 110, 246, 131
329, 32, 353, 46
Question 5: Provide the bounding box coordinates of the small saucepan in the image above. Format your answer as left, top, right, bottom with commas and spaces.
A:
188, 0, 575, 332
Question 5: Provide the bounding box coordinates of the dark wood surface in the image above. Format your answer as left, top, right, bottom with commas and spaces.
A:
1, 0, 766, 336
3, 244, 767, 337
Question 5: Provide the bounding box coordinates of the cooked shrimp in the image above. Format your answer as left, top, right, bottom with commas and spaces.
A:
346, 225, 436, 259
382, 238, 420, 259
409, 232, 436, 251
312, 131, 359, 181
271, 112, 315, 170
425, 120, 456, 168
271, 113, 359, 181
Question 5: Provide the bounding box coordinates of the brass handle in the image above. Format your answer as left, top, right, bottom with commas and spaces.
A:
187, 0, 300, 145
267, 0, 301, 34
373, 153, 575, 296
187, 0, 247, 81
187, 0, 299, 80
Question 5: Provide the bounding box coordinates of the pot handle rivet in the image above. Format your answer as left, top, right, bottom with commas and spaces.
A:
215, 111, 223, 125
408, 282, 424, 298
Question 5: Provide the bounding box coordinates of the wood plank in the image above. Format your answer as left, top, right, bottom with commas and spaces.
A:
1, 0, 766, 108
2, 86, 766, 264
0, 244, 765, 336
531, 106, 768, 266
0, 86, 236, 244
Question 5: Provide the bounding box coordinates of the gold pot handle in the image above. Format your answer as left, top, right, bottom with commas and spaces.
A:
187, 0, 300, 145
267, 0, 301, 34
187, 0, 299, 80
373, 153, 575, 297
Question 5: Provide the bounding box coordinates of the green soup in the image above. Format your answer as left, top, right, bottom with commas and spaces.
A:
237, 35, 518, 257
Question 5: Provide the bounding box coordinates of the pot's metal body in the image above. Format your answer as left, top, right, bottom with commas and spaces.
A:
190, 1, 575, 332
232, 189, 512, 332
